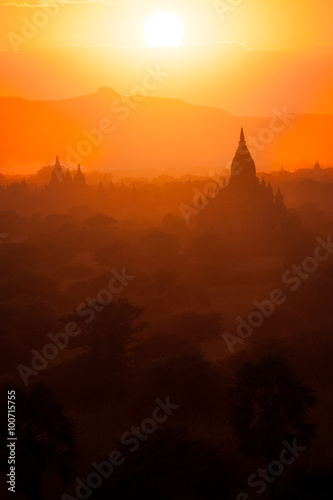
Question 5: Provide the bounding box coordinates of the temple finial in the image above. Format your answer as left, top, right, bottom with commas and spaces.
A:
240, 127, 245, 142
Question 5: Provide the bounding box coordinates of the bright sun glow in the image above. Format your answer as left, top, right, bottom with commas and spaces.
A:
144, 12, 184, 47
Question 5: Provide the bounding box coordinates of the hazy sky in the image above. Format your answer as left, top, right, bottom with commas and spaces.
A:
1, 0, 333, 114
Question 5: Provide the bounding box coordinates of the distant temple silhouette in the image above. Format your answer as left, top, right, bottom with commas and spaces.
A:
50, 156, 63, 184
74, 164, 86, 187
49, 157, 86, 190
230, 127, 256, 183
198, 129, 286, 232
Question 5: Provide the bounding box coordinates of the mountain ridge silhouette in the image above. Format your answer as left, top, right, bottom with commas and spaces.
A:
1, 88, 332, 175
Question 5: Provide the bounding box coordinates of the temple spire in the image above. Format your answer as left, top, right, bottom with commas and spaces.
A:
74, 163, 86, 187
230, 128, 256, 179
50, 155, 63, 184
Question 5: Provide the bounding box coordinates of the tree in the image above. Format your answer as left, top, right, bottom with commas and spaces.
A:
135, 351, 227, 419
93, 427, 234, 500
229, 355, 316, 498
72, 298, 144, 372
0, 383, 78, 500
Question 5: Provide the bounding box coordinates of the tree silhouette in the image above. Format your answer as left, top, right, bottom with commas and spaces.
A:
57, 298, 145, 403
93, 427, 235, 500
0, 383, 78, 500
134, 350, 227, 419
71, 298, 144, 371
229, 355, 316, 498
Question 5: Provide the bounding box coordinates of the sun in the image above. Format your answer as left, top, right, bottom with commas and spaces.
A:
144, 12, 184, 48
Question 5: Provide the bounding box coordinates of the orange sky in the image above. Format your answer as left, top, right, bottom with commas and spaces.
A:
0, 0, 333, 115
0, 0, 333, 175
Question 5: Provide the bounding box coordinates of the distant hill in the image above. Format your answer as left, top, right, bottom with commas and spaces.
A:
0, 88, 332, 175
